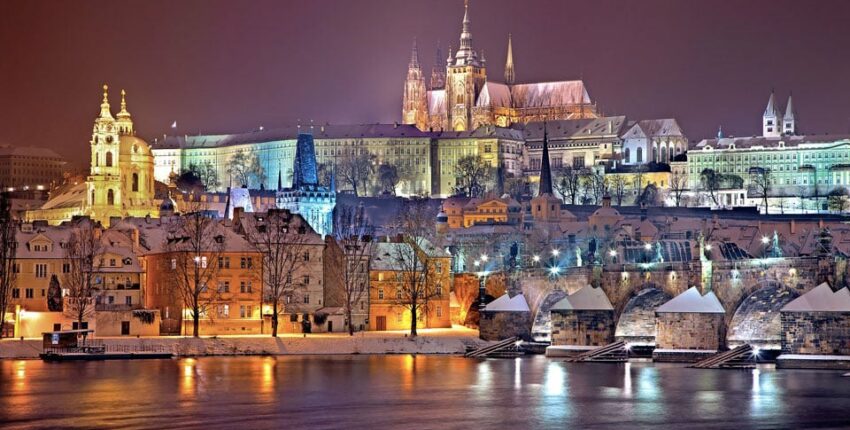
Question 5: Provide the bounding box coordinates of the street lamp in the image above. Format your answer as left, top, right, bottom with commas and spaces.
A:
481, 254, 489, 262
533, 255, 540, 262
644, 243, 652, 251
551, 249, 560, 257
761, 236, 770, 245
549, 266, 560, 275
477, 270, 489, 308
609, 249, 617, 257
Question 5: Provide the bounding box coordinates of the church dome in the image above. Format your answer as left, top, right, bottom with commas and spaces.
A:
119, 135, 152, 157
436, 210, 448, 223
591, 206, 621, 218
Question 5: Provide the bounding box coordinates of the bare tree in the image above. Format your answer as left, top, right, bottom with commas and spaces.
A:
378, 163, 400, 195
749, 167, 772, 214
827, 187, 849, 213
589, 170, 607, 205
338, 150, 376, 196
0, 193, 17, 338
165, 212, 225, 337
670, 169, 688, 207
329, 204, 374, 335
504, 175, 529, 200
609, 175, 628, 206
187, 161, 221, 191
388, 200, 442, 337
244, 209, 316, 337
455, 155, 492, 197
227, 149, 266, 188
62, 221, 103, 329
554, 166, 581, 204
636, 183, 660, 207
632, 165, 648, 200
700, 168, 722, 206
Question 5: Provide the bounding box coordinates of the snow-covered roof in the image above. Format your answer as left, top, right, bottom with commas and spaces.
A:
781, 283, 850, 312
485, 293, 530, 312
427, 90, 446, 116
656, 287, 726, 314
476, 82, 512, 108
551, 286, 613, 311
510, 81, 591, 108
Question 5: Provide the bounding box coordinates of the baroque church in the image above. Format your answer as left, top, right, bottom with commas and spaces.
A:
402, 1, 598, 132
26, 85, 159, 226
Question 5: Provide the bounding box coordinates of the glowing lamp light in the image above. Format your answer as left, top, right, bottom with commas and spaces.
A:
551, 249, 560, 256
761, 236, 770, 244
752, 347, 761, 357
532, 255, 540, 262
550, 266, 560, 275
644, 243, 652, 250
473, 261, 480, 268
481, 254, 488, 262
704, 244, 712, 251
609, 249, 617, 257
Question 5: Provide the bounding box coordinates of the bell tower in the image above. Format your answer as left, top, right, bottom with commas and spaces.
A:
402, 39, 428, 130
87, 84, 123, 219
445, 0, 486, 131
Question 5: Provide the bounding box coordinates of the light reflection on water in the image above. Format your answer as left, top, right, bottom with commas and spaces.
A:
0, 355, 848, 429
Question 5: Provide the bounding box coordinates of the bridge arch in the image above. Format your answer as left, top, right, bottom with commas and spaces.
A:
727, 281, 799, 349
530, 289, 569, 342
614, 287, 672, 345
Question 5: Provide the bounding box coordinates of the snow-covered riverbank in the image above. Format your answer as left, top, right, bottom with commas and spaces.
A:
0, 327, 486, 359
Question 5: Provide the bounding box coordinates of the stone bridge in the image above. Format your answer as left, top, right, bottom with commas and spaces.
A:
520, 255, 840, 348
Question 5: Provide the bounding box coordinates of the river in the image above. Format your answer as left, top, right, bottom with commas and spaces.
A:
1, 355, 848, 429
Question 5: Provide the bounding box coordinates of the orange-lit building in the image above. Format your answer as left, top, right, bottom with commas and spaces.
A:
368, 239, 451, 331
127, 217, 264, 335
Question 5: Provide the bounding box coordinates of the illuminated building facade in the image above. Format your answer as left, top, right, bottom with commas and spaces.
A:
25, 86, 158, 226
0, 144, 65, 191
402, 1, 598, 132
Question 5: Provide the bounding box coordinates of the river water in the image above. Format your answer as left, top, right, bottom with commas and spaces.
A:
1, 355, 848, 429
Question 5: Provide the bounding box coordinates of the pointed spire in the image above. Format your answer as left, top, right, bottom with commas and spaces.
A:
435, 41, 443, 66
454, 0, 477, 66
764, 90, 778, 117
505, 33, 515, 85
717, 125, 723, 139
117, 89, 131, 118
277, 169, 282, 191
408, 37, 420, 69
99, 84, 114, 120
538, 122, 553, 196
446, 44, 454, 66
784, 94, 795, 120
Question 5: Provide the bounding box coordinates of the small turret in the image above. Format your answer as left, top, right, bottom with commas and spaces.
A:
504, 34, 515, 85
116, 89, 134, 136
762, 90, 781, 137
783, 94, 796, 135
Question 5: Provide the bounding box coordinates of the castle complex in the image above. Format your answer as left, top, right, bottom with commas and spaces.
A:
402, 1, 597, 132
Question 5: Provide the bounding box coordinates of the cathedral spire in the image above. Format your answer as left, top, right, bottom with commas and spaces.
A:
430, 42, 446, 89
538, 122, 553, 196
505, 33, 515, 85
99, 84, 114, 120
446, 44, 453, 66
454, 0, 478, 66
783, 93, 796, 135
408, 37, 420, 69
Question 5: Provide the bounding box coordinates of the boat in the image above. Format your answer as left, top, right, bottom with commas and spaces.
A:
39, 329, 173, 361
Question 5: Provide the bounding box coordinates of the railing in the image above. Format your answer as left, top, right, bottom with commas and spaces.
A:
95, 303, 143, 311
44, 341, 172, 355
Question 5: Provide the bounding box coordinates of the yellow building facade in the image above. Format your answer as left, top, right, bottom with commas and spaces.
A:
26, 85, 159, 226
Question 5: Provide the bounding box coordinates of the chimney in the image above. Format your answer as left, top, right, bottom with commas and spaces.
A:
131, 228, 140, 246
790, 219, 796, 235
233, 207, 244, 226
602, 194, 611, 208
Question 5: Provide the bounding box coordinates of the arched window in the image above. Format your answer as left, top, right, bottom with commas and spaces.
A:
624, 148, 631, 163
132, 173, 139, 192
636, 147, 643, 163
105, 152, 113, 167
91, 190, 96, 205
652, 147, 658, 163
661, 147, 668, 163
107, 189, 115, 206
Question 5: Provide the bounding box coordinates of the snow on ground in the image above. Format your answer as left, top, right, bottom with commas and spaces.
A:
0, 326, 486, 359
656, 287, 725, 313
781, 283, 850, 312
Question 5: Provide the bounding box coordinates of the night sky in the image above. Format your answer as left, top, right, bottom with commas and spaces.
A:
3, 0, 850, 167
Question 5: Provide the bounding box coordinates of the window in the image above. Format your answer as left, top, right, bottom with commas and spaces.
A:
637, 147, 643, 163
436, 306, 442, 317
107, 189, 115, 206
125, 296, 132, 305
378, 288, 384, 299
35, 264, 48, 278
396, 312, 402, 323
396, 290, 402, 299
12, 288, 19, 299
303, 295, 310, 304
219, 256, 230, 269
25, 288, 34, 299
436, 284, 443, 297
105, 151, 113, 167
218, 281, 230, 293
170, 259, 177, 270
240, 281, 252, 293
303, 252, 310, 261
132, 173, 139, 192
109, 258, 116, 267
436, 262, 442, 273
220, 304, 230, 318
62, 263, 70, 273
624, 148, 631, 163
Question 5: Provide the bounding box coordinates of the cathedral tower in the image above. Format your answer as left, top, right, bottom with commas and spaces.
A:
762, 91, 781, 138
402, 39, 428, 130
445, 0, 487, 131
783, 94, 796, 135
87, 84, 123, 219
430, 43, 446, 90
504, 34, 515, 85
